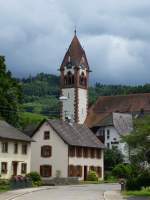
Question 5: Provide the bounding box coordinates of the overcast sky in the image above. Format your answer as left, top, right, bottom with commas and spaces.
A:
0, 0, 150, 85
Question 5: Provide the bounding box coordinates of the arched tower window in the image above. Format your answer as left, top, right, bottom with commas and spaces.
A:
80, 72, 87, 87
64, 71, 74, 86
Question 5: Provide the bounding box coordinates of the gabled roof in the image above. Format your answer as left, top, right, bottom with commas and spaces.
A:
97, 113, 133, 136
60, 34, 89, 70
25, 119, 104, 149
85, 93, 150, 128
0, 120, 32, 142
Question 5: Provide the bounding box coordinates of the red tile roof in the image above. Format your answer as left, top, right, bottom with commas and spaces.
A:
85, 93, 150, 128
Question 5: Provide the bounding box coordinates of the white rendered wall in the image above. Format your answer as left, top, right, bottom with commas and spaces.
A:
62, 88, 75, 121
69, 151, 104, 180
31, 122, 68, 179
102, 126, 129, 162
78, 88, 88, 124
0, 140, 31, 179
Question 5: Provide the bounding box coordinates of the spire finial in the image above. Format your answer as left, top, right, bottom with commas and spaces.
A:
74, 25, 77, 35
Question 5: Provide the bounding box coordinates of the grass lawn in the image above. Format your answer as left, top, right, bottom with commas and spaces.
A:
0, 185, 10, 193
123, 189, 150, 197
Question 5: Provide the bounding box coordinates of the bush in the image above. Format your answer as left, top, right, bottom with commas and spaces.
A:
137, 170, 150, 188
126, 178, 141, 191
87, 170, 98, 182
126, 170, 150, 191
112, 164, 136, 179
26, 172, 42, 186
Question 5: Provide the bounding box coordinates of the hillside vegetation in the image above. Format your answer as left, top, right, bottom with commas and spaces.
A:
21, 73, 150, 126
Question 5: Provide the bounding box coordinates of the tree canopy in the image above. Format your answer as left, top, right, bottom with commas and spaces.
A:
0, 56, 22, 126
123, 116, 150, 166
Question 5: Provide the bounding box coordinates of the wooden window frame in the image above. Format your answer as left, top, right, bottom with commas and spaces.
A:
22, 144, 27, 155
90, 148, 95, 159
83, 148, 88, 158
2, 142, 8, 153
68, 165, 74, 177
76, 147, 82, 158
1, 162, 7, 174
21, 163, 27, 174
41, 145, 52, 158
40, 165, 52, 177
69, 146, 75, 157
76, 165, 82, 177
14, 143, 18, 154
44, 131, 50, 140
96, 149, 101, 159
96, 166, 102, 178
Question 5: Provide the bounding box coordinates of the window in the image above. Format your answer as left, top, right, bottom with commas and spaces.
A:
83, 148, 89, 158
21, 163, 27, 174
107, 143, 110, 149
68, 165, 75, 177
41, 146, 52, 157
90, 148, 95, 158
90, 166, 95, 171
14, 143, 18, 154
22, 144, 27, 154
79, 72, 87, 87
40, 165, 52, 177
107, 130, 110, 139
96, 167, 102, 177
69, 146, 75, 157
76, 165, 82, 177
1, 162, 7, 174
2, 142, 8, 153
44, 131, 50, 140
76, 147, 82, 157
96, 149, 101, 159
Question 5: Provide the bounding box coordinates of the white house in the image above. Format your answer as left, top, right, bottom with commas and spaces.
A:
0, 120, 32, 179
24, 119, 105, 181
95, 113, 133, 163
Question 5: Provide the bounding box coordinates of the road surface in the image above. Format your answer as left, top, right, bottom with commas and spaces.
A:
12, 184, 121, 200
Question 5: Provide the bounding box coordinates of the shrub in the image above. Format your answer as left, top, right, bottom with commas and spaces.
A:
26, 172, 42, 186
126, 177, 141, 191
137, 170, 150, 188
87, 170, 98, 182
112, 164, 136, 179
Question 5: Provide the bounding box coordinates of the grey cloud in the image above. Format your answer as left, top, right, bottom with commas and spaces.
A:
0, 0, 150, 84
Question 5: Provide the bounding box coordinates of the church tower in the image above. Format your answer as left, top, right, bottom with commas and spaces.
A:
60, 32, 90, 124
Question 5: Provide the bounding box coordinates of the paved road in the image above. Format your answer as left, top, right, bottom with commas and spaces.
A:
12, 184, 121, 200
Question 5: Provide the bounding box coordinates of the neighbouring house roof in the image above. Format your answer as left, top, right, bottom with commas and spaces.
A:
24, 119, 105, 149
113, 113, 133, 136
85, 93, 150, 128
95, 113, 133, 136
60, 34, 89, 70
0, 120, 32, 142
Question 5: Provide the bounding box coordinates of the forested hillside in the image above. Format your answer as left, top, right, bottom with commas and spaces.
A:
21, 73, 150, 119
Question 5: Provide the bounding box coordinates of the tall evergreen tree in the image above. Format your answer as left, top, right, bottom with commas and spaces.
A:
0, 56, 22, 126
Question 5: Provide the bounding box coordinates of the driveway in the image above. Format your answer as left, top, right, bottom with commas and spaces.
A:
1, 184, 121, 200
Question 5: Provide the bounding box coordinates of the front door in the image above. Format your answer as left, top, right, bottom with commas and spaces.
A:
12, 162, 18, 176
84, 166, 88, 181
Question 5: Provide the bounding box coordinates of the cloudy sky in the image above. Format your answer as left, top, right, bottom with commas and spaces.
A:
0, 0, 150, 85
